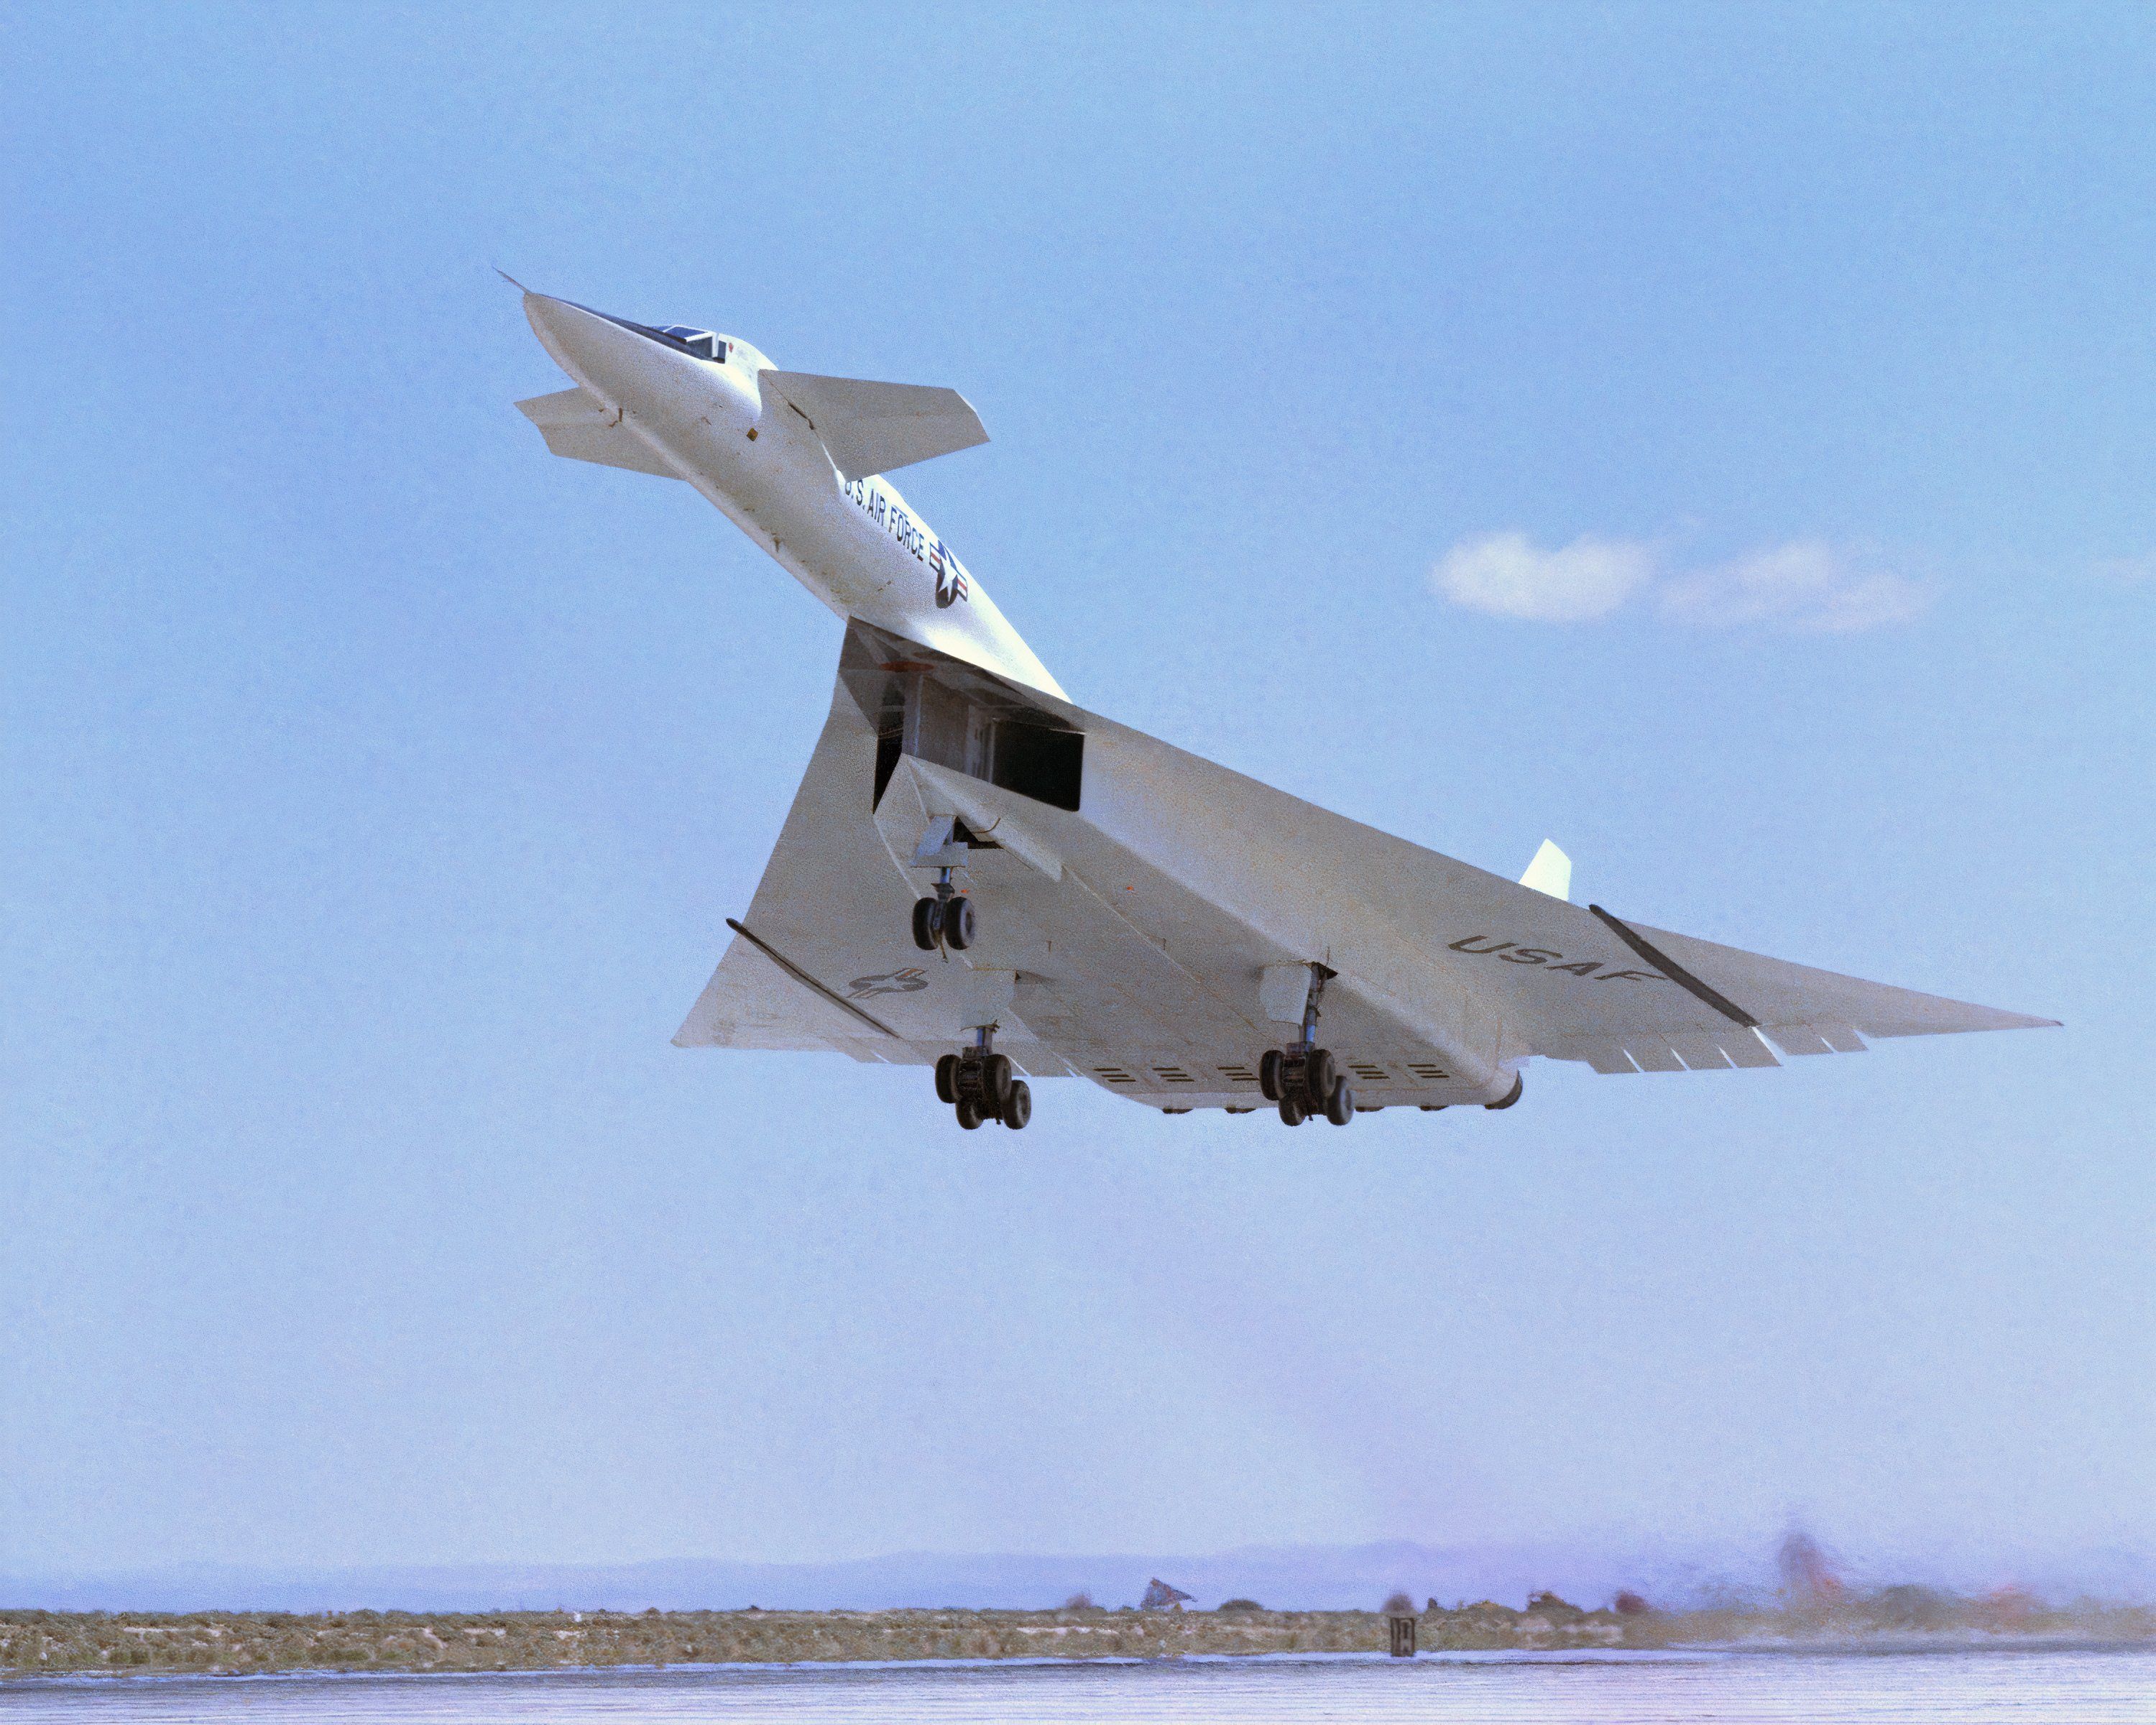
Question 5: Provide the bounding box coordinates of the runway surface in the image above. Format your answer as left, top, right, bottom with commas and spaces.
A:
5, 1648, 2152, 1723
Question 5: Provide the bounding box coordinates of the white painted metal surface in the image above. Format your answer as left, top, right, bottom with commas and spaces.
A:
518, 293, 1061, 699
512, 289, 2056, 1119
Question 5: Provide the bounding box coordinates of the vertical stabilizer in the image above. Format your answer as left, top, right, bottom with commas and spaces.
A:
1519, 840, 1572, 901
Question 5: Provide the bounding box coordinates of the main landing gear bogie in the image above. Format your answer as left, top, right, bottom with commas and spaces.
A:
911, 892, 976, 952
937, 1044, 1029, 1130
911, 863, 977, 954
1260, 965, 1353, 1126
1261, 1043, 1355, 1127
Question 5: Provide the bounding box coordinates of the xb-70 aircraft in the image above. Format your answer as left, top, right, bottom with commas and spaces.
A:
512, 285, 2053, 1131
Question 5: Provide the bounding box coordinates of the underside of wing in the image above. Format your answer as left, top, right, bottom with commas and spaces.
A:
678, 621, 2055, 1109
671, 678, 946, 1067
676, 626, 1521, 1107
673, 663, 1084, 1080
1534, 911, 2059, 1073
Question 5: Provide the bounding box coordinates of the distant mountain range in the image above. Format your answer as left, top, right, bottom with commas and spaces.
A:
9, 1537, 2152, 1614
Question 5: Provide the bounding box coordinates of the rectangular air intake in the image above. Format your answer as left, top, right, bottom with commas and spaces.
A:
844, 622, 1085, 812
986, 719, 1083, 811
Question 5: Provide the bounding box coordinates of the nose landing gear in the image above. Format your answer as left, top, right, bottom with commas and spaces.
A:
936, 1029, 1029, 1129
911, 869, 977, 952
1256, 967, 1353, 1126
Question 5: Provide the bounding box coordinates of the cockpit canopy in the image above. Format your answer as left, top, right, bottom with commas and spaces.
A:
660, 326, 729, 362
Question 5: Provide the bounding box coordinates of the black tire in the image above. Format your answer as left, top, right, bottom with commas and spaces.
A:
1484, 1073, 1524, 1111
944, 896, 977, 952
913, 896, 941, 951
956, 1096, 983, 1130
1306, 1048, 1335, 1103
1258, 1049, 1283, 1102
934, 1053, 960, 1104
1001, 1080, 1031, 1129
1278, 1093, 1307, 1126
1325, 1079, 1355, 1126
982, 1052, 1013, 1108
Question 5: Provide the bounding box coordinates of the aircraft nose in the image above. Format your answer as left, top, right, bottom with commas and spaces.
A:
518, 288, 737, 419
522, 290, 642, 386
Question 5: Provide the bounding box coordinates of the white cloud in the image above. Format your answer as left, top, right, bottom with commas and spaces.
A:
1432, 530, 1656, 622
1657, 540, 1935, 632
1432, 531, 1934, 633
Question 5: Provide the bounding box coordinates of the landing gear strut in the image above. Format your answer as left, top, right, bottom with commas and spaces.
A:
911, 868, 976, 953
1256, 967, 1353, 1126
936, 1027, 1029, 1129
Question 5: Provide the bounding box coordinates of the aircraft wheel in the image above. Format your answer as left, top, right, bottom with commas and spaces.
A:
934, 1053, 960, 1104
1278, 1093, 1307, 1126
1258, 1050, 1283, 1102
1001, 1080, 1031, 1130
1306, 1049, 1336, 1104
911, 897, 941, 951
955, 1096, 984, 1130
1484, 1073, 1524, 1111
982, 1052, 1013, 1108
1325, 1079, 1355, 1126
944, 896, 977, 952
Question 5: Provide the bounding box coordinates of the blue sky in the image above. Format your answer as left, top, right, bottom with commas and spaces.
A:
4, 4, 2152, 1586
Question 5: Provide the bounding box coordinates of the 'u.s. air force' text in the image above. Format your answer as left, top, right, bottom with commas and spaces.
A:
844, 476, 969, 606
843, 476, 927, 553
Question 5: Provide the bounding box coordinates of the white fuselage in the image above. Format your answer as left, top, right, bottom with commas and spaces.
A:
522, 294, 1064, 698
